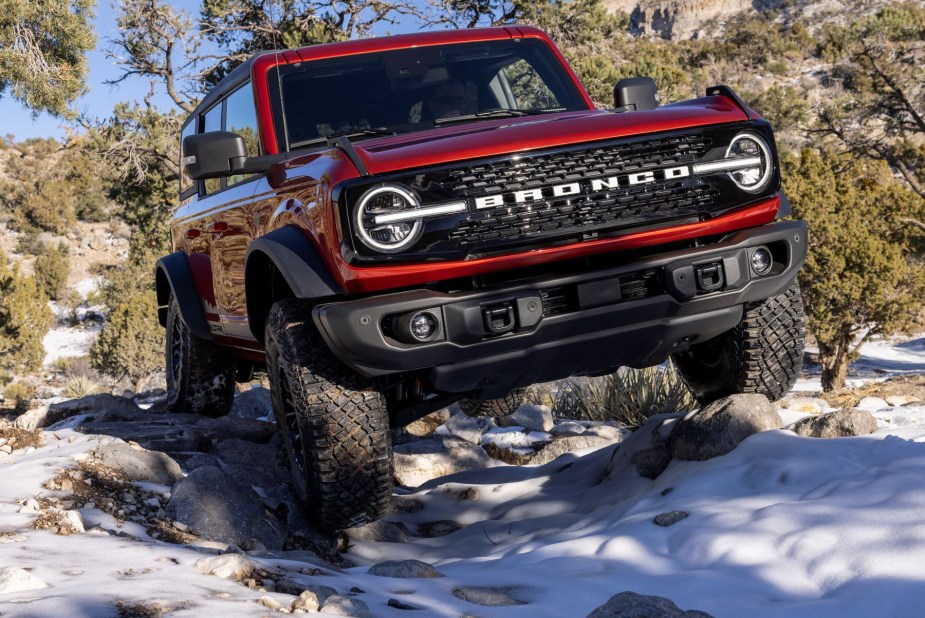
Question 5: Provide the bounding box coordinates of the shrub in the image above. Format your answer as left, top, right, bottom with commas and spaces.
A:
22, 180, 77, 235
33, 243, 70, 301
90, 288, 163, 390
0, 249, 53, 375
554, 361, 697, 426
3, 381, 35, 411
62, 374, 102, 398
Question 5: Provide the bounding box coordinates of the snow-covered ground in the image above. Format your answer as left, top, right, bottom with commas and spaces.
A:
41, 278, 105, 367
3, 403, 925, 616
795, 334, 925, 392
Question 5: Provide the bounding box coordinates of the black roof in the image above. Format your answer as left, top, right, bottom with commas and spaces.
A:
183, 51, 280, 127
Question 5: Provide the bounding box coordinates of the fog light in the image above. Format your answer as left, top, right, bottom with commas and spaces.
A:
751, 246, 773, 275
409, 312, 437, 341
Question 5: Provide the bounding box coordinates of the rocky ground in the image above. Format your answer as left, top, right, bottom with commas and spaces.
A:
2, 382, 913, 617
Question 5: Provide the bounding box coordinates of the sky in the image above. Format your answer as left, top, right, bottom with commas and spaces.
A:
0, 0, 212, 140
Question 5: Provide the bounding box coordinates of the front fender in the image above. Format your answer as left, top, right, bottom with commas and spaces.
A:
155, 252, 213, 340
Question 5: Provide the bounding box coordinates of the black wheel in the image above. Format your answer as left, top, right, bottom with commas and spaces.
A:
458, 387, 528, 418
671, 279, 805, 404
165, 295, 236, 416
265, 299, 393, 531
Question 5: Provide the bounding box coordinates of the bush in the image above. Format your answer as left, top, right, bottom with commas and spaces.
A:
90, 288, 163, 390
3, 381, 35, 411
62, 374, 102, 398
553, 361, 697, 426
33, 243, 70, 301
22, 180, 77, 235
0, 249, 53, 375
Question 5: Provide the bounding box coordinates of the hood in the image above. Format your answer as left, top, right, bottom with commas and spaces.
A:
353, 95, 752, 176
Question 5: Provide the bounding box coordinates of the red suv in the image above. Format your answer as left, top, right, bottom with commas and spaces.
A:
156, 26, 806, 531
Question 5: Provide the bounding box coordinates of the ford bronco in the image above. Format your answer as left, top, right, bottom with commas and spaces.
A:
156, 26, 806, 531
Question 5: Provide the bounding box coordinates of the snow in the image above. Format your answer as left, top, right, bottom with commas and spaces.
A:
3, 406, 925, 616
797, 334, 925, 393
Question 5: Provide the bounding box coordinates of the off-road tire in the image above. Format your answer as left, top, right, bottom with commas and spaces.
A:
458, 388, 528, 418
671, 279, 805, 404
165, 295, 236, 416
265, 299, 393, 531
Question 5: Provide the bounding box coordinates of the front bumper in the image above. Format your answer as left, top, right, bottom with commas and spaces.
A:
313, 220, 806, 397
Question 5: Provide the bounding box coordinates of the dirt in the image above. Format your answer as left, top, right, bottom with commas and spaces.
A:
799, 374, 925, 409
0, 425, 44, 450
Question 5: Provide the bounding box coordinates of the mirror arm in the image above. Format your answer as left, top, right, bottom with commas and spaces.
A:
232, 153, 289, 175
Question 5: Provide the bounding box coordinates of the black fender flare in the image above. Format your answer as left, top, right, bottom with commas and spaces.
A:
244, 225, 343, 340
154, 252, 213, 340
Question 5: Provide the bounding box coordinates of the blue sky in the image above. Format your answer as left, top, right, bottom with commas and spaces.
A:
0, 0, 212, 141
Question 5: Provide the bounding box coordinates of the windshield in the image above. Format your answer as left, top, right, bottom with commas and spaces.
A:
276, 39, 589, 150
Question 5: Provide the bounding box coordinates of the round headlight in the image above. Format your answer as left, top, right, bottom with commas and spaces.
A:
726, 133, 772, 192
355, 184, 423, 253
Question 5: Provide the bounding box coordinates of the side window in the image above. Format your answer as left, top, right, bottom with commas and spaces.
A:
496, 59, 559, 110
201, 103, 223, 195
225, 82, 259, 187
179, 121, 196, 198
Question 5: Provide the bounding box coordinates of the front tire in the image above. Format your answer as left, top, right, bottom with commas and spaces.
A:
671, 280, 805, 403
165, 295, 236, 416
265, 299, 393, 531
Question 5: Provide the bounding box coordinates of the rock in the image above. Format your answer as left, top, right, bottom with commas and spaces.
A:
63, 510, 85, 533
368, 560, 443, 578
508, 405, 554, 432
654, 511, 689, 527
167, 466, 284, 549
417, 520, 464, 538
257, 595, 282, 610
583, 424, 631, 441
550, 421, 587, 437
886, 395, 920, 407
792, 409, 877, 438
321, 595, 372, 617
195, 554, 254, 580
387, 598, 420, 610
393, 437, 494, 487
229, 387, 273, 420
531, 435, 618, 467
587, 591, 714, 617
452, 586, 526, 607
13, 406, 50, 431
0, 567, 49, 594
603, 413, 684, 480
444, 412, 495, 444
51, 394, 145, 424
291, 590, 322, 612
483, 442, 536, 465
857, 396, 890, 411
195, 416, 275, 444
340, 520, 413, 544
671, 394, 781, 461
92, 442, 184, 485
404, 409, 452, 437
776, 397, 828, 415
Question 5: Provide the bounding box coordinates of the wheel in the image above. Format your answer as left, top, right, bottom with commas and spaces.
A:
671, 279, 805, 404
458, 387, 528, 418
165, 294, 236, 416
265, 299, 393, 531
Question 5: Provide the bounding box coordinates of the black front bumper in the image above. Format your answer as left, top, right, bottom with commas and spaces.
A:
313, 220, 806, 397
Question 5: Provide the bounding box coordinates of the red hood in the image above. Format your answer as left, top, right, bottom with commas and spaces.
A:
354, 95, 750, 176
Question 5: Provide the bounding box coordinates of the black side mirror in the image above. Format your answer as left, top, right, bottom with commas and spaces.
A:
613, 77, 659, 112
183, 131, 248, 180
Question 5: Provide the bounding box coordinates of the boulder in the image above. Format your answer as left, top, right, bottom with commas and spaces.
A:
531, 435, 618, 467
291, 590, 322, 612
417, 520, 464, 538
886, 395, 921, 407
453, 586, 526, 607
12, 406, 50, 431
340, 520, 413, 544
856, 396, 889, 411
671, 395, 781, 461
792, 409, 877, 438
368, 559, 443, 578
0, 567, 49, 594
587, 592, 714, 617
404, 409, 452, 437
320, 595, 372, 617
166, 466, 284, 549
443, 412, 494, 444
228, 387, 273, 420
52, 394, 145, 423
92, 442, 184, 485
549, 421, 587, 437
393, 437, 494, 487
508, 405, 554, 432
195, 554, 254, 581
603, 413, 683, 480
653, 511, 689, 527
483, 442, 537, 465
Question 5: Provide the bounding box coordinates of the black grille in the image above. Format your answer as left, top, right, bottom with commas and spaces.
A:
436, 134, 715, 250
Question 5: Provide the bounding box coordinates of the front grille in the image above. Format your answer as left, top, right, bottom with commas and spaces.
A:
437, 134, 715, 251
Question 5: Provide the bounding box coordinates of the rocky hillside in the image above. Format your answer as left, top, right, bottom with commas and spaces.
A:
604, 0, 856, 39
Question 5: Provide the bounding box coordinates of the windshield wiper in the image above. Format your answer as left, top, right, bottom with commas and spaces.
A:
291, 128, 397, 150
433, 109, 545, 127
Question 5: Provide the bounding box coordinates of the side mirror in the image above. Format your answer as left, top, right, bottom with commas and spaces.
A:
183, 131, 248, 180
613, 77, 659, 112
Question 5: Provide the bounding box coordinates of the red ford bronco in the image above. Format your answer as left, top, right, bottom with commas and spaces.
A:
156, 26, 806, 531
